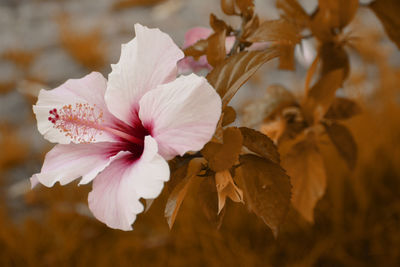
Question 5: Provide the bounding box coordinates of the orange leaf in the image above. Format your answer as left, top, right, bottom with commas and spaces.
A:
238, 154, 291, 237
318, 0, 358, 29
320, 42, 350, 83
235, 0, 254, 19
276, 0, 310, 29
239, 127, 280, 164
184, 39, 208, 59
221, 0, 240, 16
165, 158, 206, 229
197, 175, 225, 227
311, 0, 358, 41
221, 106, 237, 127
323, 122, 357, 170
202, 127, 243, 172
302, 69, 344, 124
206, 30, 227, 67
215, 170, 243, 214
305, 43, 349, 96
324, 97, 361, 120
247, 19, 301, 45
281, 134, 326, 222
369, 0, 400, 49
278, 44, 295, 70
210, 13, 232, 33
206, 49, 279, 109
243, 84, 297, 129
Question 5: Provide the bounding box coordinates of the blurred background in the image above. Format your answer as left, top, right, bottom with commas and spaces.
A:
1, 0, 400, 266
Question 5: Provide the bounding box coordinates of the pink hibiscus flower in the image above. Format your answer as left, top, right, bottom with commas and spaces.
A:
30, 24, 222, 231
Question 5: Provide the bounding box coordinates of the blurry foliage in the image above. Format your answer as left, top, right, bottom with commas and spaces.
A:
1, 0, 400, 265
0, 81, 16, 95
112, 0, 166, 11
59, 17, 106, 71
0, 125, 29, 169
2, 50, 37, 71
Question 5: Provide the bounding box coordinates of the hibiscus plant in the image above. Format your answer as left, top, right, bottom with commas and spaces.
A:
30, 0, 396, 236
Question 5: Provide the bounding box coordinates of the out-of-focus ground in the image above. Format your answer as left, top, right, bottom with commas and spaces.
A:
1, 0, 400, 266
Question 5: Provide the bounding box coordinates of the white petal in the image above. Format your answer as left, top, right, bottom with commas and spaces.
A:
105, 24, 184, 125
31, 142, 119, 187
138, 74, 221, 160
33, 72, 116, 144
88, 136, 169, 231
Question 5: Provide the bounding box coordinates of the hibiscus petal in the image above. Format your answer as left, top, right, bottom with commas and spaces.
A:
177, 56, 212, 74
33, 72, 116, 144
88, 136, 169, 230
105, 24, 184, 125
31, 142, 119, 187
182, 27, 212, 48
138, 74, 222, 160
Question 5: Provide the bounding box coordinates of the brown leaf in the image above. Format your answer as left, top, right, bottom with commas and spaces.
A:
369, 0, 400, 49
318, 0, 358, 29
319, 42, 350, 83
239, 127, 280, 164
144, 199, 154, 213
243, 84, 297, 128
311, 0, 358, 41
206, 49, 279, 109
242, 15, 260, 40
324, 97, 361, 120
281, 134, 326, 222
210, 13, 231, 33
215, 170, 243, 214
278, 45, 295, 70
304, 52, 320, 95
276, 107, 308, 146
303, 69, 344, 124
197, 175, 226, 228
222, 106, 237, 127
221, 0, 253, 17
246, 19, 301, 45
276, 0, 310, 29
184, 39, 208, 59
202, 127, 243, 172
206, 30, 227, 67
238, 154, 291, 237
235, 0, 254, 18
261, 118, 286, 144
221, 0, 240, 15
323, 122, 357, 170
304, 43, 349, 97
165, 158, 206, 229
167, 157, 190, 192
